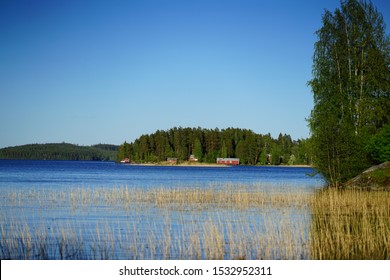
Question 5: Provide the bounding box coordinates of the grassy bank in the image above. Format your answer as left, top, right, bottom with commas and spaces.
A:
1, 185, 389, 259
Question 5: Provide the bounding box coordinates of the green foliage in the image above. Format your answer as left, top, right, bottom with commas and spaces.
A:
116, 141, 132, 162
308, 0, 390, 186
117, 127, 312, 165
367, 124, 390, 163
193, 138, 203, 161
367, 164, 390, 186
0, 143, 118, 161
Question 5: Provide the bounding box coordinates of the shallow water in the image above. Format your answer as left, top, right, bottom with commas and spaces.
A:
0, 160, 325, 259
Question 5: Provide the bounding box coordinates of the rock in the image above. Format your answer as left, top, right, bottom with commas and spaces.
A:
346, 161, 390, 190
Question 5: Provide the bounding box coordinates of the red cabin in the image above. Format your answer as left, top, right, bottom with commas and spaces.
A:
216, 158, 240, 165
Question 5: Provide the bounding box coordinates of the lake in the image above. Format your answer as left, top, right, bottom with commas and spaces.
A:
0, 160, 325, 260
0, 160, 323, 190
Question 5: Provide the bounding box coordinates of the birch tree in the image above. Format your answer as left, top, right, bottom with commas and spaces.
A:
308, 0, 390, 186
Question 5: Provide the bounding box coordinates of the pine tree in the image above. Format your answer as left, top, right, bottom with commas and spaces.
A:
193, 138, 203, 161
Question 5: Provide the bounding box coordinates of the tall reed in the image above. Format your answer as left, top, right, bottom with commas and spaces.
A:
1, 184, 389, 259
309, 188, 390, 259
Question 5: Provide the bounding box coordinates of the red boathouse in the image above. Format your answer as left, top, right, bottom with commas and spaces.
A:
216, 158, 240, 165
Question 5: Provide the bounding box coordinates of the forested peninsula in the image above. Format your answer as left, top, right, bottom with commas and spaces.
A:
117, 127, 312, 166
0, 143, 118, 161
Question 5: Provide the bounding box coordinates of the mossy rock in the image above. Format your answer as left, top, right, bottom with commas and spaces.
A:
346, 162, 390, 190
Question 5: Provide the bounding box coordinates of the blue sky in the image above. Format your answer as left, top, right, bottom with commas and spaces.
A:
1, 0, 389, 148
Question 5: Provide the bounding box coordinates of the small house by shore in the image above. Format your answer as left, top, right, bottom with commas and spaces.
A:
166, 157, 178, 164
216, 158, 240, 165
120, 158, 130, 163
188, 154, 198, 162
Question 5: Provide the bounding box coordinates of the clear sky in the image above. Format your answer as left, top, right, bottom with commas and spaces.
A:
1, 0, 389, 148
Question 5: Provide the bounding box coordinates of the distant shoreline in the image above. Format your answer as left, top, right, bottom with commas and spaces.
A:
123, 162, 230, 168
122, 161, 313, 168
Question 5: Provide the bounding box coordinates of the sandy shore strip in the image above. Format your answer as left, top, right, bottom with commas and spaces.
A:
122, 162, 231, 167
121, 162, 312, 168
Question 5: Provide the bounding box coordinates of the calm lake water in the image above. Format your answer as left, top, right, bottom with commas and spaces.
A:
0, 160, 324, 190
0, 160, 325, 260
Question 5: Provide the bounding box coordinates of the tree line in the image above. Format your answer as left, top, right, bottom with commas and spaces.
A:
117, 127, 312, 165
0, 143, 118, 161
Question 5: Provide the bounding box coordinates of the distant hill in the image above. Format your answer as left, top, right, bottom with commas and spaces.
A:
0, 143, 118, 161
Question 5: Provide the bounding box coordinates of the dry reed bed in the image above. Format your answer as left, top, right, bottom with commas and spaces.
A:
309, 188, 390, 259
1, 185, 311, 210
1, 185, 389, 259
0, 212, 309, 260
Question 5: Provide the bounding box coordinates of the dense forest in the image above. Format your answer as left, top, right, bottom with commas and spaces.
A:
117, 127, 312, 165
0, 143, 118, 161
